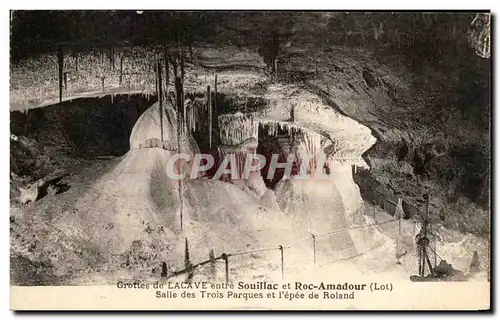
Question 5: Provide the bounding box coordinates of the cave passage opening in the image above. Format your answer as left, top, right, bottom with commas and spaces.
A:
11, 94, 156, 159
10, 93, 156, 180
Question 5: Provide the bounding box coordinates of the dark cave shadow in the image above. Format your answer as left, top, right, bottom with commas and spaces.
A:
37, 174, 71, 200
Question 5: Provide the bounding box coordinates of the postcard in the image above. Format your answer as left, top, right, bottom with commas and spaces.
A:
9, 10, 491, 311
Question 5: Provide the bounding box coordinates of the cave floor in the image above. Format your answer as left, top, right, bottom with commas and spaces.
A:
10, 153, 489, 285
10, 157, 122, 285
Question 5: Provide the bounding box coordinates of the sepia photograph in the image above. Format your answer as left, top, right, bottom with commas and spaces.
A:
8, 9, 491, 310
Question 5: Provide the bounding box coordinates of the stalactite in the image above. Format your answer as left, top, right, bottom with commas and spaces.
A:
300, 129, 322, 155
180, 51, 186, 136
158, 58, 164, 142
186, 99, 193, 132
119, 54, 123, 86
260, 120, 328, 175
218, 112, 259, 146
164, 46, 169, 96
57, 47, 64, 103
184, 98, 201, 134
191, 100, 196, 132
204, 89, 208, 112
214, 74, 218, 122
208, 85, 212, 148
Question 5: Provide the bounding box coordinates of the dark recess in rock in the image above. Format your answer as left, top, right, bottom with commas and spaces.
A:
362, 68, 378, 88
